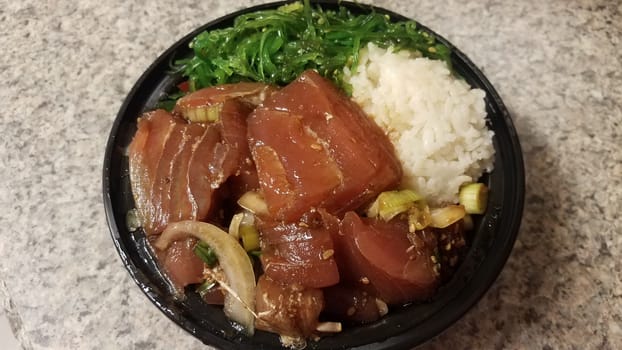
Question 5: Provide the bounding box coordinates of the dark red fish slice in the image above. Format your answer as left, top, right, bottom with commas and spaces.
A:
129, 107, 247, 235
129, 110, 182, 235
249, 110, 343, 221
248, 70, 401, 222
220, 101, 259, 196
168, 123, 205, 222
258, 211, 340, 289
186, 125, 229, 222
174, 82, 276, 116
334, 212, 439, 305
255, 275, 324, 339
154, 237, 205, 291
150, 123, 187, 234
290, 72, 402, 213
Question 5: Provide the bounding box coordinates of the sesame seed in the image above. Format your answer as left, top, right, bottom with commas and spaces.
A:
322, 249, 335, 260
375, 298, 389, 316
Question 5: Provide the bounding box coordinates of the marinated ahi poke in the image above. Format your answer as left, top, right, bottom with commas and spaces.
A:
126, 1, 494, 348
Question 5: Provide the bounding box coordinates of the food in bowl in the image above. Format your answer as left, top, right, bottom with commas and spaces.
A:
125, 1, 494, 348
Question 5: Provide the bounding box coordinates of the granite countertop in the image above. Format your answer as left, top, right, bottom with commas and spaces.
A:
1, 0, 620, 349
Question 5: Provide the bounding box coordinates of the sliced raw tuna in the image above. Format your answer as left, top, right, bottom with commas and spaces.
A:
150, 123, 187, 234
168, 123, 206, 222
129, 103, 252, 235
258, 210, 340, 289
255, 275, 324, 340
247, 70, 401, 222
153, 237, 205, 291
129, 110, 183, 235
174, 82, 276, 121
249, 110, 342, 221
220, 101, 259, 196
333, 212, 440, 305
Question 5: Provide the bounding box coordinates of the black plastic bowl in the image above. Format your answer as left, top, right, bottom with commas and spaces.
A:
103, 1, 525, 349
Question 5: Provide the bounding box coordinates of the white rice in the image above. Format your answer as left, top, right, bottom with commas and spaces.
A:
344, 43, 495, 205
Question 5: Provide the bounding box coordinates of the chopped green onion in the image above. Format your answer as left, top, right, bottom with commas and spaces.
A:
367, 189, 424, 221
239, 225, 260, 252
197, 279, 218, 298
194, 241, 219, 267
248, 250, 262, 258
182, 104, 222, 123
407, 203, 431, 232
155, 221, 257, 335
459, 183, 488, 214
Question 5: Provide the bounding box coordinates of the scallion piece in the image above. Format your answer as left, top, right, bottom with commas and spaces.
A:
183, 104, 222, 123
459, 183, 488, 215
367, 189, 423, 221
155, 221, 257, 335
197, 279, 218, 298
194, 241, 219, 267
239, 225, 260, 252
407, 203, 431, 232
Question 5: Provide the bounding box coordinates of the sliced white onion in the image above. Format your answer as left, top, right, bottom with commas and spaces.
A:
228, 211, 256, 240
155, 220, 256, 335
228, 213, 244, 239
237, 191, 269, 216
375, 298, 389, 317
429, 205, 466, 229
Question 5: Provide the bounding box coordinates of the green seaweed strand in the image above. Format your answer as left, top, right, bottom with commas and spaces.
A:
175, 0, 451, 93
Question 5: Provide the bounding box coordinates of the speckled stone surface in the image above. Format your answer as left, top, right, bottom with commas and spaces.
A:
1, 0, 620, 349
